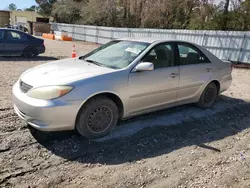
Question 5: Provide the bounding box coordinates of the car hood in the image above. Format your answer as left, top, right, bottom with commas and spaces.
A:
20, 58, 115, 87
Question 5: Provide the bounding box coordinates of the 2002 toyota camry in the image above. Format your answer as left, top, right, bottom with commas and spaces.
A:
12, 38, 232, 139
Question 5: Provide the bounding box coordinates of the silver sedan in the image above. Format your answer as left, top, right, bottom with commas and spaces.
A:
12, 38, 232, 139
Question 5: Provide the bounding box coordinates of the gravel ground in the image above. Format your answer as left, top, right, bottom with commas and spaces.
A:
0, 38, 250, 188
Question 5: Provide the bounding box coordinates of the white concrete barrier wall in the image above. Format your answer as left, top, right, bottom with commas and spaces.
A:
51, 23, 250, 63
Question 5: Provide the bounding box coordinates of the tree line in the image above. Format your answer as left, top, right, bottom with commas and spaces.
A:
9, 0, 250, 31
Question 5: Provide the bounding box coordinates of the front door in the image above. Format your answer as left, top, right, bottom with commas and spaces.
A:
0, 30, 5, 55
127, 43, 179, 116
4, 30, 27, 56
176, 43, 213, 103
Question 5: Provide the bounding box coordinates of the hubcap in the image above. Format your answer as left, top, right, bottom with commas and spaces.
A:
204, 88, 215, 104
87, 106, 113, 133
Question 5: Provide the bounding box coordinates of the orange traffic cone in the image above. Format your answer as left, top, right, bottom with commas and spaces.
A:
72, 44, 77, 58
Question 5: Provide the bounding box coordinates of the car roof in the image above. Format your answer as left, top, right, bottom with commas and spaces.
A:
119, 37, 194, 44
0, 28, 16, 31
0, 28, 28, 34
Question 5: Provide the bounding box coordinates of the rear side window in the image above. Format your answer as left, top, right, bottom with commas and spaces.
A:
0, 31, 4, 40
6, 31, 27, 41
177, 44, 210, 65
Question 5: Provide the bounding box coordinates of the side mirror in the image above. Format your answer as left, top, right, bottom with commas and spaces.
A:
134, 62, 154, 72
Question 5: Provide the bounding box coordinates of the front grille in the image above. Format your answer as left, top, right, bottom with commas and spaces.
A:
20, 81, 33, 93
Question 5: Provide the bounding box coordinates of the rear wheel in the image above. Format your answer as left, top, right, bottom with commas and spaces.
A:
197, 82, 218, 108
76, 97, 118, 139
23, 47, 38, 58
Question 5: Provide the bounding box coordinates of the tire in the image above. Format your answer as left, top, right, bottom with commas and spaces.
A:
23, 47, 37, 58
76, 97, 118, 139
197, 82, 218, 108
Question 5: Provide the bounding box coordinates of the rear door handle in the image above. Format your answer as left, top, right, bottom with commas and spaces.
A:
170, 73, 179, 78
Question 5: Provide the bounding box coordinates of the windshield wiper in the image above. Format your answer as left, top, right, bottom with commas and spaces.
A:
84, 59, 103, 67
84, 59, 119, 69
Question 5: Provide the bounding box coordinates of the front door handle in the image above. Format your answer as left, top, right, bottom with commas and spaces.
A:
206, 68, 212, 72
170, 73, 179, 78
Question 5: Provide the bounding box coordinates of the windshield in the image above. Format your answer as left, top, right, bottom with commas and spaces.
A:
82, 40, 150, 69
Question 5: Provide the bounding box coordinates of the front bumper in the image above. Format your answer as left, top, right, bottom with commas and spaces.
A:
220, 77, 232, 93
12, 82, 82, 132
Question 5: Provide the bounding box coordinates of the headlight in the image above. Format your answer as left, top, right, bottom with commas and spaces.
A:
27, 86, 74, 100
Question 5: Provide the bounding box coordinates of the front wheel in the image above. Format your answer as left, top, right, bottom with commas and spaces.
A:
197, 82, 218, 108
76, 97, 118, 139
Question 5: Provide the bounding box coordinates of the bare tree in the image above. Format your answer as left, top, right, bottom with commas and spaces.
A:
40, 0, 249, 31
222, 0, 230, 30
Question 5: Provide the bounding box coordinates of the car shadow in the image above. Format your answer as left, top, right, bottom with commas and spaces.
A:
30, 95, 250, 165
0, 56, 62, 61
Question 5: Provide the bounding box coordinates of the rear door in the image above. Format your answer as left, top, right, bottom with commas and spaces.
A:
0, 30, 5, 55
176, 42, 212, 103
4, 30, 27, 56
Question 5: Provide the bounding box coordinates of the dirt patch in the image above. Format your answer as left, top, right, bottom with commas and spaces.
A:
0, 39, 250, 188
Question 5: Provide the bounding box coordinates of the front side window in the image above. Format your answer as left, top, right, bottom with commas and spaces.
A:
0, 31, 4, 40
82, 40, 150, 69
142, 43, 174, 69
177, 44, 210, 65
7, 31, 27, 41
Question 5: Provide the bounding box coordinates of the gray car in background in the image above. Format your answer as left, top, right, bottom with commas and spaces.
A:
0, 28, 45, 57
12, 38, 232, 139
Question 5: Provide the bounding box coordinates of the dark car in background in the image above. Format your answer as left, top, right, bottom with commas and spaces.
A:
0, 28, 45, 58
